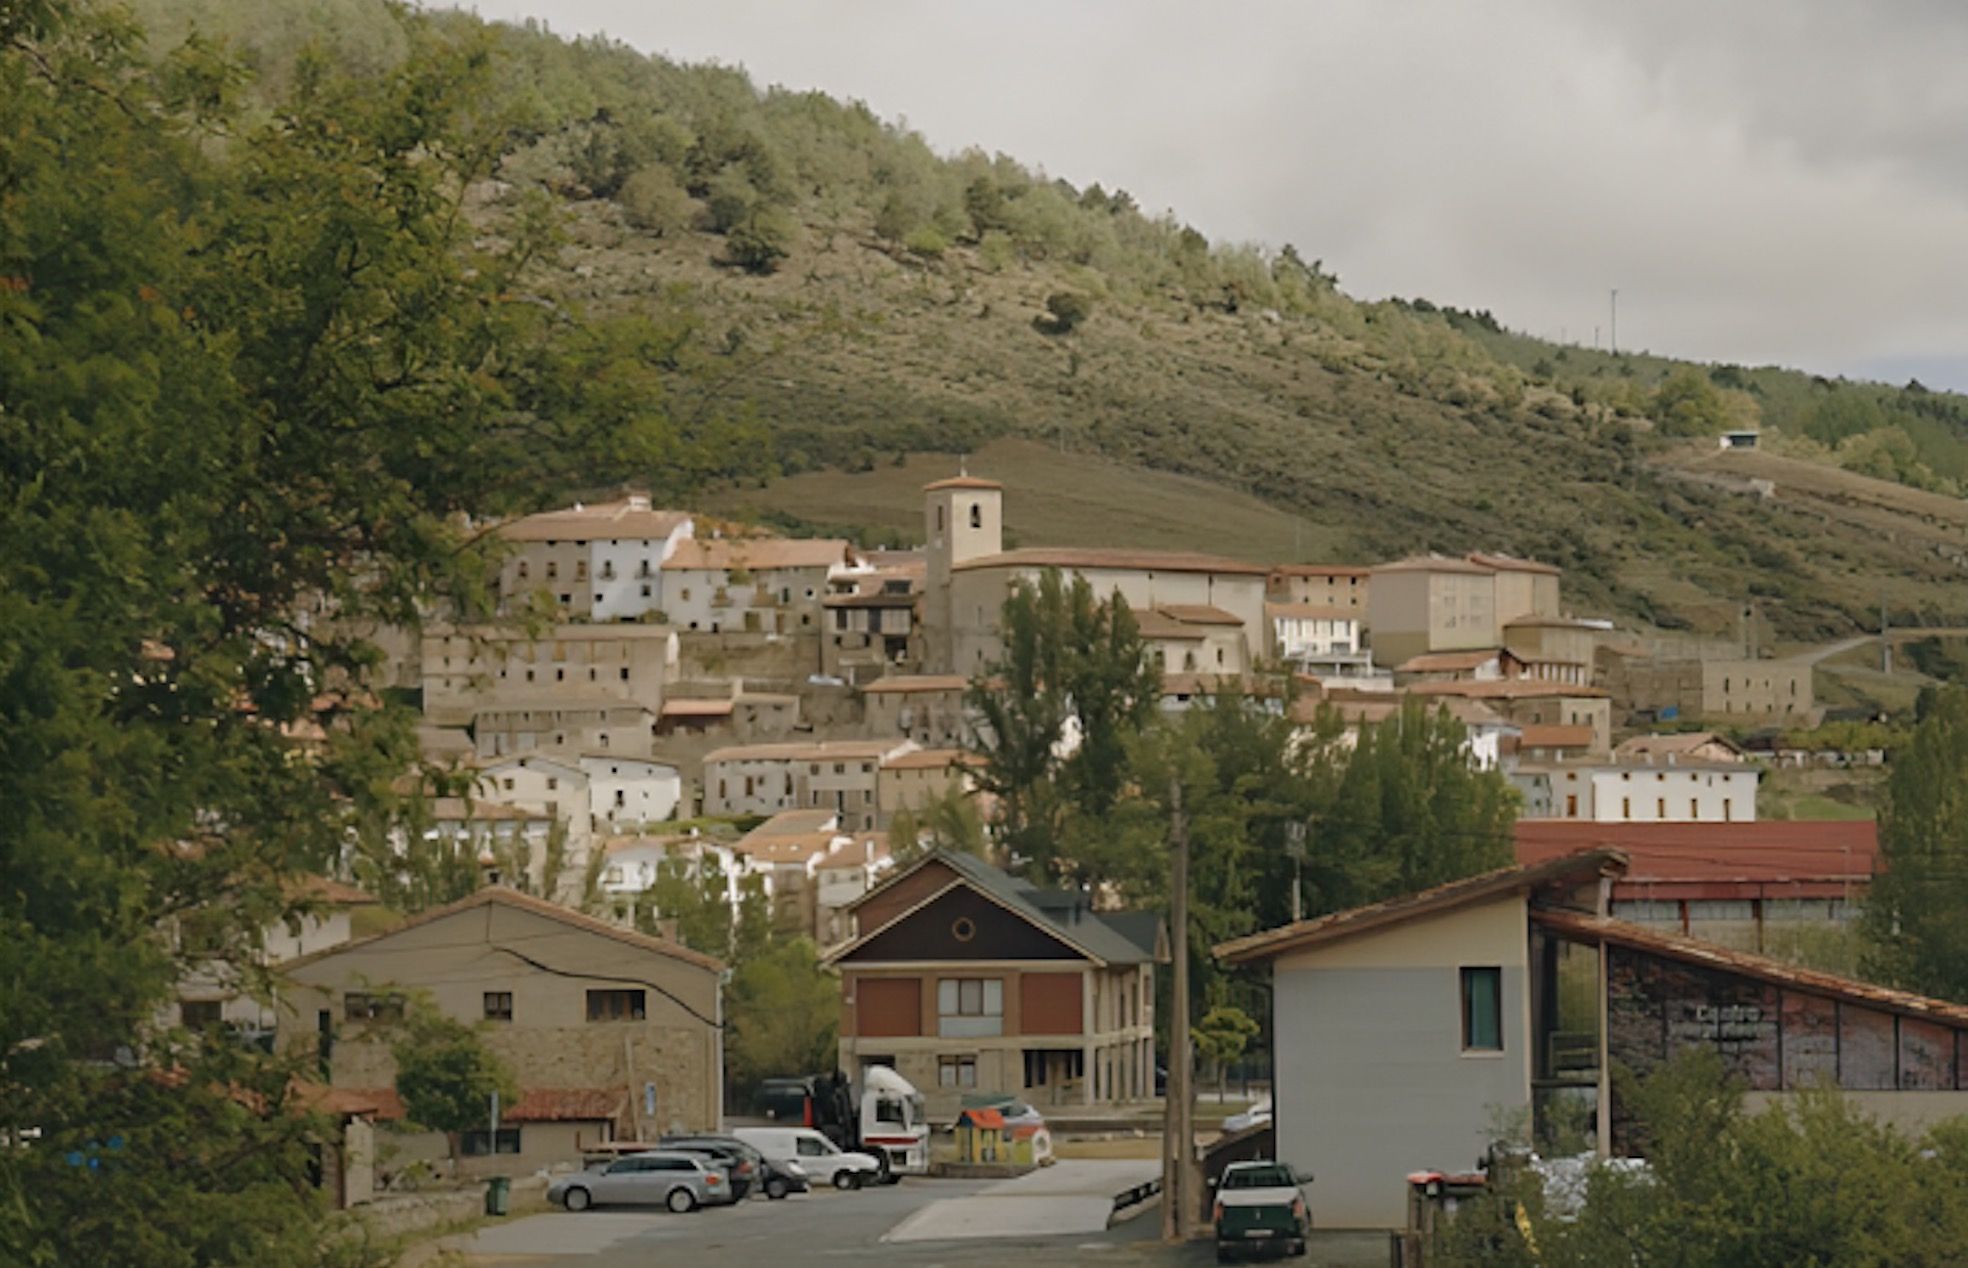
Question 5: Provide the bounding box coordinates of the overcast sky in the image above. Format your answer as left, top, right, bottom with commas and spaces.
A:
460, 0, 1968, 390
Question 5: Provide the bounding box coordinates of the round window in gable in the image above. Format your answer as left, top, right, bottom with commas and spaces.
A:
951, 916, 977, 943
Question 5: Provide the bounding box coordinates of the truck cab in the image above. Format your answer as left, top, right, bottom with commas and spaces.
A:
856, 1064, 928, 1179
1213, 1159, 1310, 1262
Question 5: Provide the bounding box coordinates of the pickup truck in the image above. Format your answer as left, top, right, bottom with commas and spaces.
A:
1212, 1160, 1310, 1262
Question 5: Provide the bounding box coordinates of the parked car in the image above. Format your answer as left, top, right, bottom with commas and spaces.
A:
548, 1150, 733, 1214
1222, 1096, 1273, 1135
658, 1133, 803, 1200
734, 1126, 883, 1191
1212, 1159, 1310, 1261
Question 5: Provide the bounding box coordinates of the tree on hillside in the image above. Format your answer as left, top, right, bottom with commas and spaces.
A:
1863, 686, 1968, 1001
1650, 368, 1731, 437
967, 570, 1159, 884
392, 1001, 518, 1175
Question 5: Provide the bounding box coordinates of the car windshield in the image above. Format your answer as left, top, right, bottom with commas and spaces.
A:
1222, 1165, 1294, 1190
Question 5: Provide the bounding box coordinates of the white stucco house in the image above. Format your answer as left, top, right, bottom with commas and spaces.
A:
578, 754, 682, 831
1509, 759, 1759, 822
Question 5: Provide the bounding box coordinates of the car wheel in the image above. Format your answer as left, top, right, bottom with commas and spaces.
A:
765, 1177, 789, 1200
1291, 1239, 1308, 1257
832, 1170, 859, 1191
1215, 1248, 1233, 1265
563, 1186, 592, 1213
666, 1187, 697, 1214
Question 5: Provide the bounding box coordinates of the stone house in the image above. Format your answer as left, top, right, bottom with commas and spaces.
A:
861, 674, 970, 747
1266, 564, 1370, 613
421, 622, 679, 729
277, 886, 723, 1185
701, 739, 912, 829
495, 494, 695, 623
875, 748, 981, 827
661, 536, 859, 635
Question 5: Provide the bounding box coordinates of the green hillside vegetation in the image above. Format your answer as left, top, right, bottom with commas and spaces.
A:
133, 0, 1968, 642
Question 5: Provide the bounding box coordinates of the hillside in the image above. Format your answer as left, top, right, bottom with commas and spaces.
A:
134, 0, 1968, 644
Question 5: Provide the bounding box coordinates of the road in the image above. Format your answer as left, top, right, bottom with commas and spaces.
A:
444, 1168, 1388, 1267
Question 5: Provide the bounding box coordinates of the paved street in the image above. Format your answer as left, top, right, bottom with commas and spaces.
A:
444, 1165, 1388, 1267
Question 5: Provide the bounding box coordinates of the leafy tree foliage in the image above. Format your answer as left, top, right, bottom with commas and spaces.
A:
722, 938, 840, 1096
1192, 1005, 1260, 1096
889, 783, 989, 863
1650, 368, 1731, 436
966, 570, 1158, 884
391, 1002, 517, 1170
1863, 686, 1968, 1001
1435, 1049, 1968, 1267
0, 6, 721, 1262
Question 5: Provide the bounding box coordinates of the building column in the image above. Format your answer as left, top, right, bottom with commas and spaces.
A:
1082, 1042, 1096, 1105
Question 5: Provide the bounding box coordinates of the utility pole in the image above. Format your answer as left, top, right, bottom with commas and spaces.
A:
1609, 289, 1619, 355
1882, 597, 1892, 674
1162, 776, 1194, 1244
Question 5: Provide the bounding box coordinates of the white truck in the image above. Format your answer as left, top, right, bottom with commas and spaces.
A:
758, 1065, 929, 1180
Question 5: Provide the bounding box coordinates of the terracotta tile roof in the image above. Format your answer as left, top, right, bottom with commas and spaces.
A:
953, 547, 1269, 576
860, 675, 969, 695
1266, 601, 1360, 621
294, 1084, 407, 1120
1533, 908, 1968, 1027
1216, 848, 1628, 965
1372, 554, 1494, 576
1269, 564, 1371, 578
705, 740, 898, 764
733, 830, 842, 865
1163, 673, 1279, 698
1155, 603, 1245, 627
497, 498, 691, 543
663, 537, 853, 571
661, 698, 734, 717
427, 621, 679, 642
277, 884, 723, 973
817, 833, 891, 870
1615, 731, 1746, 760
1397, 649, 1504, 673
1467, 551, 1561, 576
505, 1087, 628, 1122
880, 748, 978, 772
1517, 724, 1596, 749
747, 808, 841, 838
1502, 615, 1601, 630
923, 475, 1004, 491
1134, 609, 1209, 640
1408, 680, 1609, 700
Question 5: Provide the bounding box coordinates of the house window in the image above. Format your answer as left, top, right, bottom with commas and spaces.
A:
1724, 799, 1734, 822
587, 989, 646, 1022
968, 503, 982, 529
344, 992, 405, 1023
516, 562, 529, 580
937, 978, 1004, 1037
1564, 794, 1578, 816
620, 667, 630, 681
483, 991, 513, 1022
938, 1054, 978, 1088
1656, 798, 1665, 817
641, 583, 652, 597
461, 1127, 521, 1156
546, 562, 558, 578
180, 999, 223, 1030
1621, 797, 1631, 818
547, 777, 558, 791
1460, 967, 1502, 1052
1690, 799, 1700, 819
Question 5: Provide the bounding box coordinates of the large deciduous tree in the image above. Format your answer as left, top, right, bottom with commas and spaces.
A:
966, 569, 1158, 884
391, 1003, 518, 1174
1863, 686, 1968, 1001
0, 6, 713, 1263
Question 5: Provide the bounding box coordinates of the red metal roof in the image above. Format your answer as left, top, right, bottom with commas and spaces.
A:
1515, 820, 1878, 899
957, 1107, 1006, 1129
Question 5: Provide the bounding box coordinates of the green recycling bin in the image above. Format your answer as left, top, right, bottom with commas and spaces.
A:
484, 1175, 510, 1217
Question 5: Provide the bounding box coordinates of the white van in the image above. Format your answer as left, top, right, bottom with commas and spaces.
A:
733, 1127, 884, 1191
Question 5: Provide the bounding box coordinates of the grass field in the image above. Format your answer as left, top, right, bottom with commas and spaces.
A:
709, 439, 1342, 562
